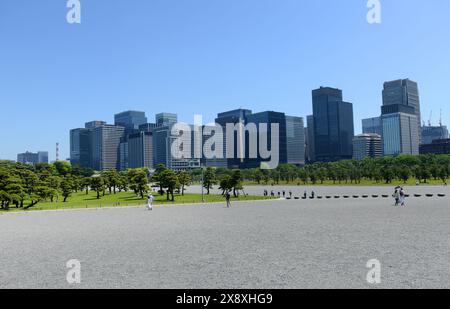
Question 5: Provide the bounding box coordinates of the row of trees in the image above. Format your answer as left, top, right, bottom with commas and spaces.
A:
223, 154, 450, 185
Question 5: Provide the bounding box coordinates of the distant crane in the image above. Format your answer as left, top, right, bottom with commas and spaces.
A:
439, 109, 443, 127
428, 111, 433, 127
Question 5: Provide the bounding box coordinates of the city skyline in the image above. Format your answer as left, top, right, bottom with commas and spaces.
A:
1, 0, 450, 160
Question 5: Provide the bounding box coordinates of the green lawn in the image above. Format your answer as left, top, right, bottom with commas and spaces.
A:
0, 190, 273, 213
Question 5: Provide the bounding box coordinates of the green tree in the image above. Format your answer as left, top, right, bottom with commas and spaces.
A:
203, 167, 217, 195
60, 176, 74, 202
90, 177, 105, 199
177, 171, 192, 195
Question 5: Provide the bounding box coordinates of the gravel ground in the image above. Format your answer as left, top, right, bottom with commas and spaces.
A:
1, 185, 450, 289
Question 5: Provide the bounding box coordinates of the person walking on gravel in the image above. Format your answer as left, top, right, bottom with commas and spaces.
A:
147, 194, 154, 211
399, 188, 406, 207
225, 191, 231, 208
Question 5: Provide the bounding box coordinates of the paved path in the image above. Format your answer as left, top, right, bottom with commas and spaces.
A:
1, 189, 450, 289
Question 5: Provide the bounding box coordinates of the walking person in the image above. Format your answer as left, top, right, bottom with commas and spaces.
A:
289, 190, 292, 199
225, 191, 231, 208
399, 188, 406, 207
147, 194, 154, 211
393, 186, 401, 206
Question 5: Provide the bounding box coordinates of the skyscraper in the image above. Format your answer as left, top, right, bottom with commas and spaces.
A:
382, 79, 421, 141
114, 111, 148, 134
215, 109, 252, 168
91, 125, 125, 170
128, 131, 154, 169
362, 117, 383, 137
17, 151, 48, 165
421, 125, 449, 145
156, 113, 178, 127
285, 115, 305, 166
352, 134, 382, 160
311, 87, 355, 162
70, 128, 91, 168
381, 104, 419, 156
245, 111, 287, 169
306, 115, 315, 163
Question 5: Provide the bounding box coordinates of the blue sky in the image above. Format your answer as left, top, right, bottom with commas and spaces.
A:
0, 0, 449, 161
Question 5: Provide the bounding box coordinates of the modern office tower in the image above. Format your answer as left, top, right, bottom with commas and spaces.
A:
352, 134, 382, 160
17, 151, 48, 165
156, 113, 178, 127
201, 124, 227, 168
85, 121, 106, 130
17, 152, 38, 165
420, 139, 450, 155
114, 111, 148, 133
381, 104, 419, 156
306, 115, 315, 163
127, 131, 154, 169
153, 123, 200, 171
215, 109, 253, 168
139, 123, 159, 133
382, 79, 421, 141
421, 125, 449, 145
119, 139, 129, 171
245, 111, 287, 169
91, 125, 125, 170
37, 151, 49, 164
362, 117, 383, 136
285, 116, 305, 166
311, 87, 355, 162
70, 128, 91, 167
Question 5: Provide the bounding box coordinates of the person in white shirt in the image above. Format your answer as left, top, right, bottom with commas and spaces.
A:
147, 194, 154, 211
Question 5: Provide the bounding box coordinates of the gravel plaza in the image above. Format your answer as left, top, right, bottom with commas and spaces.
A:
1, 185, 449, 289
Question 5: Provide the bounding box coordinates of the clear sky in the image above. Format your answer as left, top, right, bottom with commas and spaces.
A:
1, 0, 449, 161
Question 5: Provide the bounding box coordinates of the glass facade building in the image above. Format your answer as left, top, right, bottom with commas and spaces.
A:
311, 87, 355, 162
352, 134, 382, 160
382, 79, 421, 142
362, 117, 383, 136
421, 126, 449, 145
382, 112, 419, 156
91, 125, 125, 170
114, 111, 148, 133
285, 115, 305, 166
70, 128, 91, 168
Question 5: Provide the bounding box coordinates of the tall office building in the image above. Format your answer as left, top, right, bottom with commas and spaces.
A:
70, 128, 91, 167
362, 117, 383, 136
244, 111, 287, 169
128, 131, 154, 169
352, 134, 382, 160
381, 104, 419, 156
156, 113, 178, 127
285, 116, 305, 166
17, 151, 48, 165
85, 121, 106, 130
311, 87, 355, 162
215, 109, 252, 168
421, 125, 449, 145
91, 125, 125, 170
383, 79, 421, 141
114, 111, 148, 133
420, 139, 450, 155
306, 115, 315, 163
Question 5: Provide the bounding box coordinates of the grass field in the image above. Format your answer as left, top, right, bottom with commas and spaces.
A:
0, 190, 273, 213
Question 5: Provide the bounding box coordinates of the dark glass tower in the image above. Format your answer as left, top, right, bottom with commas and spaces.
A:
312, 87, 355, 162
